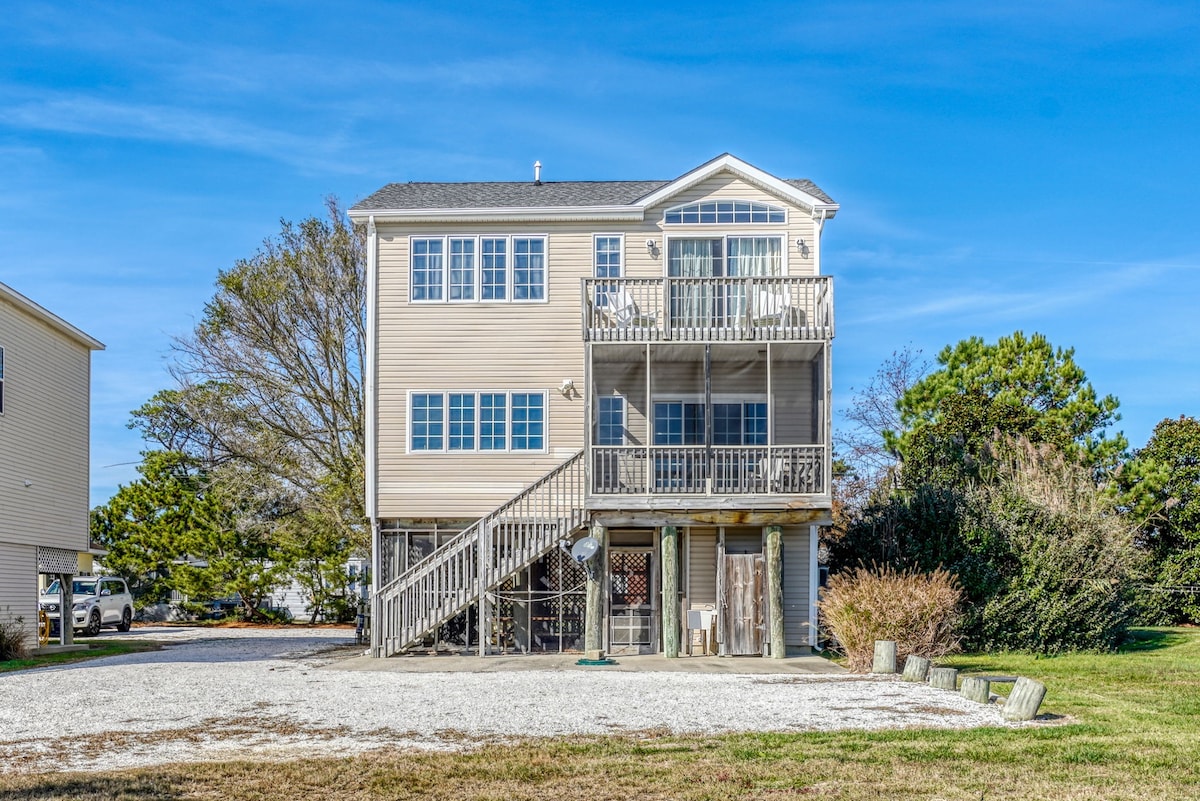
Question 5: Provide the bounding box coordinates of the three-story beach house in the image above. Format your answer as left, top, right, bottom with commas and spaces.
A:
350, 154, 837, 658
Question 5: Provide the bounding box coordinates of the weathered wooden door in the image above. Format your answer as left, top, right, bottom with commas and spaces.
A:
719, 553, 764, 655
609, 549, 655, 655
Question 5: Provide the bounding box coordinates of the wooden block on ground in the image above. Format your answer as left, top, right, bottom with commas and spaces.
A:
584, 649, 606, 662
872, 640, 897, 674
929, 667, 959, 691
901, 655, 930, 682
961, 676, 991, 704
1002, 676, 1047, 721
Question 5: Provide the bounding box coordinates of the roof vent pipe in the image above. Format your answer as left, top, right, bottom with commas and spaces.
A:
534, 160, 542, 185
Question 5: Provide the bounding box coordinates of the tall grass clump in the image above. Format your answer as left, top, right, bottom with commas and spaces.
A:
0, 608, 31, 661
819, 566, 963, 672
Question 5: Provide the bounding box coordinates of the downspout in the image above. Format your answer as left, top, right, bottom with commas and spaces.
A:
811, 208, 828, 275
366, 215, 381, 654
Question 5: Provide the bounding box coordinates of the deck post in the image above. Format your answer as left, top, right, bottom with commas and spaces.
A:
584, 523, 607, 655
766, 525, 785, 658
660, 525, 680, 658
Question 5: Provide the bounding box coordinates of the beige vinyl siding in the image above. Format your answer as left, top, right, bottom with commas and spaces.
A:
773, 358, 817, 444
377, 223, 626, 518
686, 527, 718, 605
374, 169, 824, 519
0, 541, 37, 651
781, 525, 812, 649
0, 297, 92, 553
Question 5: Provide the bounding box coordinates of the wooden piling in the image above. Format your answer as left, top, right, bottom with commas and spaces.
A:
961, 676, 991, 704
1002, 677, 1047, 721
660, 526, 680, 658
584, 523, 607, 654
872, 640, 897, 673
765, 525, 785, 659
901, 655, 930, 682
929, 667, 959, 690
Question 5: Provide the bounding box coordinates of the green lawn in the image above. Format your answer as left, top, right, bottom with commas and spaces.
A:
0, 638, 162, 673
1, 628, 1197, 800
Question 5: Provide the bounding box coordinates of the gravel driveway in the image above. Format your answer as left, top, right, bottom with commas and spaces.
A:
0, 626, 1023, 773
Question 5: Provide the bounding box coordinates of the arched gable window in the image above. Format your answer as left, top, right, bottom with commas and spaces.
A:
664, 199, 786, 225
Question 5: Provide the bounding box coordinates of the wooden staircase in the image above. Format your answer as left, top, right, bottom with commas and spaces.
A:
372, 451, 588, 657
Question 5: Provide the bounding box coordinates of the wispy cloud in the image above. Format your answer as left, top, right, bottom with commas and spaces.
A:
0, 93, 364, 173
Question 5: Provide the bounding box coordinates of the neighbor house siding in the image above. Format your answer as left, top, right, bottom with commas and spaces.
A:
0, 296, 93, 553
0, 538, 37, 650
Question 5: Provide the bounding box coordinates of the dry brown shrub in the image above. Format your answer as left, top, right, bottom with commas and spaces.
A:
819, 565, 963, 672
0, 609, 31, 661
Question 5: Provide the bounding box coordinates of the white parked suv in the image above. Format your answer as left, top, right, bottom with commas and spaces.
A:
39, 576, 134, 636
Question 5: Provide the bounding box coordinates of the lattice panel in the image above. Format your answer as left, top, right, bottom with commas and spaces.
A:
36, 547, 78, 574
610, 551, 651, 607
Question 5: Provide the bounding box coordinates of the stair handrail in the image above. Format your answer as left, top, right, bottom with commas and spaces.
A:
373, 450, 587, 655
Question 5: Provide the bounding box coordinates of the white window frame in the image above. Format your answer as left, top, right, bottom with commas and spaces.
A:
595, 394, 626, 446
662, 199, 788, 225
651, 393, 769, 445
410, 235, 548, 304
663, 233, 789, 277
593, 233, 624, 279
407, 390, 549, 454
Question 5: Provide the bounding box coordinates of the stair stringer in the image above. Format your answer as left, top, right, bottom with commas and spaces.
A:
373, 450, 588, 657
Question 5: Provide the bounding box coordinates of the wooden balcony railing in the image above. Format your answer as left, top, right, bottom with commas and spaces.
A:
581, 276, 833, 342
590, 445, 826, 496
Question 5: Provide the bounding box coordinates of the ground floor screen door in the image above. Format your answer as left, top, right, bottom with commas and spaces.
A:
719, 553, 764, 655
609, 549, 654, 655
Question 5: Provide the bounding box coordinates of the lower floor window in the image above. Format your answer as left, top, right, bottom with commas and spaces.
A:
411, 391, 546, 452
653, 400, 767, 445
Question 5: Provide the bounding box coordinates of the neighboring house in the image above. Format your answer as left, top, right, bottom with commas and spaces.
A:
0, 282, 104, 649
350, 154, 837, 658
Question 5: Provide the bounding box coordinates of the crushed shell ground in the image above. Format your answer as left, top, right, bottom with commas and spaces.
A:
0, 626, 1033, 773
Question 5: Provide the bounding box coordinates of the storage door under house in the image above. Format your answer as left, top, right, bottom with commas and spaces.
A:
716, 528, 767, 656
608, 547, 657, 656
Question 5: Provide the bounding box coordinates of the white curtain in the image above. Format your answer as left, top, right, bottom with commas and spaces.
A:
669, 240, 718, 326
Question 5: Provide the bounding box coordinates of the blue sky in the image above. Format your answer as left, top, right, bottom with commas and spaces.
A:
2, 1, 1198, 506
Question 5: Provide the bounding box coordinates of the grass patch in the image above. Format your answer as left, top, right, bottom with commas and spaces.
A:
1, 628, 1198, 800
0, 639, 162, 673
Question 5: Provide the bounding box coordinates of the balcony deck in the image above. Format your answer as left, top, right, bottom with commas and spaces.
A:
586, 444, 830, 522
581, 276, 833, 343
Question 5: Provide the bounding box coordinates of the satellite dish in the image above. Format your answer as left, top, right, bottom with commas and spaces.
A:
570, 537, 600, 564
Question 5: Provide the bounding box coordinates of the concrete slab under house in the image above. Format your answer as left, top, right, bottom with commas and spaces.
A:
350, 154, 837, 660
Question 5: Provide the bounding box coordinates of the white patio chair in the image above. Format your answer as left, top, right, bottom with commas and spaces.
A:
751, 289, 803, 328
605, 288, 658, 329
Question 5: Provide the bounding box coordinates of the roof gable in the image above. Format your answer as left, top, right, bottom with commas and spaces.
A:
0, 282, 105, 351
348, 154, 836, 222
634, 154, 836, 215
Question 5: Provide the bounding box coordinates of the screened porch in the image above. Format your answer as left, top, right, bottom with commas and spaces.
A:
586, 341, 831, 502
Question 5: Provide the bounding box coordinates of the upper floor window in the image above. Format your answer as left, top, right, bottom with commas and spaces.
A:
411, 235, 546, 303
410, 390, 546, 453
664, 200, 786, 225
594, 236, 622, 280
667, 236, 782, 277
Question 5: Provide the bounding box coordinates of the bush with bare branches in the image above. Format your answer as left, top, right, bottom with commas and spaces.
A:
819, 566, 963, 672
0, 609, 31, 661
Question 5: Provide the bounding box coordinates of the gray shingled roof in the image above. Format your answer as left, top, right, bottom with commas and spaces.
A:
351, 177, 834, 211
